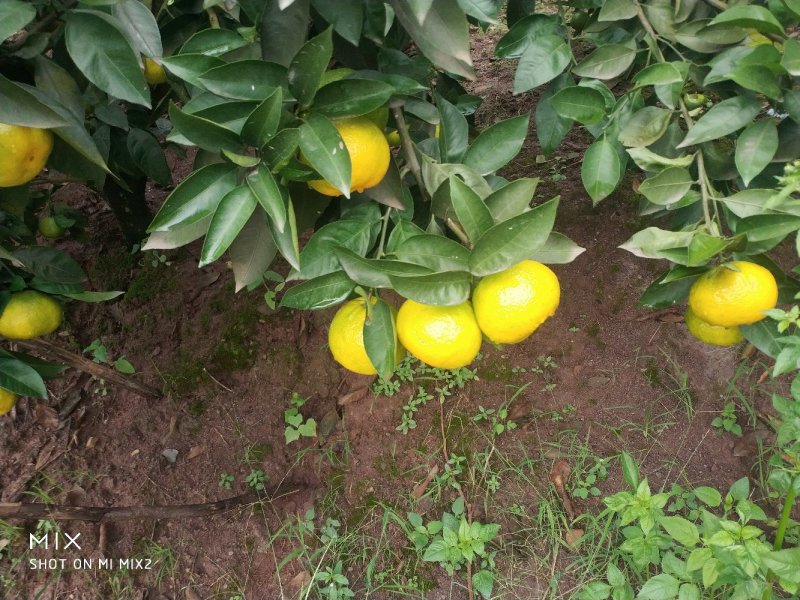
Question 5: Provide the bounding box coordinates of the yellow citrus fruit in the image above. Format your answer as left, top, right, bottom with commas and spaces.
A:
308, 117, 390, 197
144, 57, 167, 85
328, 298, 404, 375
0, 388, 16, 416
396, 300, 482, 369
0, 124, 54, 188
472, 260, 560, 344
684, 307, 743, 347
38, 216, 64, 239
688, 261, 778, 327
0, 290, 63, 340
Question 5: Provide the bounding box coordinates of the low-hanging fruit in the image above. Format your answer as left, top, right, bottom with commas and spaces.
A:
688, 261, 778, 327
396, 300, 482, 370
0, 388, 16, 416
0, 290, 63, 340
328, 297, 404, 375
684, 307, 743, 347
472, 260, 560, 344
38, 216, 64, 239
0, 123, 54, 188
307, 116, 390, 197
143, 57, 167, 85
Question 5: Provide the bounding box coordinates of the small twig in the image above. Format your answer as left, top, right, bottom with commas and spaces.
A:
391, 107, 427, 200
445, 218, 472, 248
14, 338, 161, 399
6, 0, 78, 52
0, 486, 302, 522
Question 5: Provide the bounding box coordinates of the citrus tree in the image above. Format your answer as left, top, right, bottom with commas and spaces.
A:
499, 0, 800, 350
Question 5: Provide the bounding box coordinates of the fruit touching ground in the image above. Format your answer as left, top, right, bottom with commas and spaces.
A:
688, 261, 778, 327
472, 260, 560, 344
328, 298, 403, 375
143, 57, 167, 85
684, 307, 743, 347
307, 117, 390, 197
396, 300, 482, 370
0, 290, 63, 340
0, 124, 54, 187
0, 388, 15, 416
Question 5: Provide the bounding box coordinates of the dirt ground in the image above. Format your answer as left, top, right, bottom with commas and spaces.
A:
0, 26, 781, 600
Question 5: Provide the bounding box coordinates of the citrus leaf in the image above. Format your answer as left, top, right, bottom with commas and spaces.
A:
297, 219, 375, 279
270, 197, 301, 271
312, 0, 363, 45
485, 178, 538, 222
288, 26, 332, 109
142, 217, 212, 250
247, 164, 288, 233
709, 4, 785, 36
148, 163, 238, 232
241, 88, 283, 148
582, 136, 622, 204
364, 298, 398, 380
199, 60, 287, 101
449, 175, 494, 243
111, 0, 162, 58
529, 232, 586, 264
200, 185, 258, 267
160, 54, 225, 86
281, 271, 355, 309
168, 102, 243, 153
394, 234, 470, 271
13, 246, 86, 285
389, 271, 471, 306
678, 97, 762, 148
65, 10, 150, 108
495, 14, 563, 58
181, 28, 248, 56
334, 247, 432, 287
638, 167, 693, 206
618, 107, 672, 147
0, 0, 36, 43
298, 113, 351, 197
550, 86, 606, 125
598, 0, 637, 21
513, 34, 571, 93
735, 120, 779, 187
535, 73, 572, 155
127, 128, 171, 186
573, 44, 636, 80
313, 79, 394, 119
463, 114, 529, 175
0, 357, 47, 399
437, 93, 469, 163
229, 211, 278, 293
260, 0, 310, 67
469, 196, 558, 276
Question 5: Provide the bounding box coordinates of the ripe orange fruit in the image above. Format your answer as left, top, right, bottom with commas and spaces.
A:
0, 388, 16, 416
144, 57, 167, 85
688, 261, 778, 327
328, 298, 404, 375
684, 307, 743, 347
0, 290, 63, 339
0, 124, 54, 187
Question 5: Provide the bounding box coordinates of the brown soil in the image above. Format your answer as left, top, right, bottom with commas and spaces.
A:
0, 26, 780, 600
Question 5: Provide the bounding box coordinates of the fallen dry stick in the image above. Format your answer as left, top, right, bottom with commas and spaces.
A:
0, 486, 301, 522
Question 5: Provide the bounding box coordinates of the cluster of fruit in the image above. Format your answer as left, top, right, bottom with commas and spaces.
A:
328, 260, 560, 374
0, 290, 63, 416
684, 261, 778, 347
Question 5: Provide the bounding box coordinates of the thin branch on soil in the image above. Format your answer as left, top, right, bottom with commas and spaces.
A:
0, 485, 304, 522
14, 338, 162, 399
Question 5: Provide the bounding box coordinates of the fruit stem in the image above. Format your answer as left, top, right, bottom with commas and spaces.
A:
391, 106, 428, 201
206, 7, 220, 28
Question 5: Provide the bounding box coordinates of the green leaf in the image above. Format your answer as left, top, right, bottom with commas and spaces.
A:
280, 271, 355, 310
297, 219, 376, 279
0, 0, 35, 44
148, 163, 238, 231
298, 113, 351, 197
620, 452, 639, 488
200, 185, 258, 267
709, 5, 785, 37
513, 35, 572, 93
469, 196, 558, 276
736, 214, 800, 242
127, 128, 171, 186
160, 54, 225, 86
638, 574, 680, 600
638, 269, 696, 309
288, 27, 333, 109
199, 60, 287, 101
33, 57, 83, 122
65, 11, 150, 108
423, 538, 449, 562
389, 0, 474, 79
260, 0, 310, 68
229, 211, 278, 292
677, 97, 762, 148
313, 79, 394, 119
364, 298, 398, 380
495, 14, 562, 58
582, 136, 622, 204
389, 271, 472, 306
627, 147, 694, 172
270, 198, 300, 271
449, 175, 494, 243
457, 0, 500, 24
181, 28, 248, 56
535, 74, 572, 155
607, 564, 626, 587
634, 62, 686, 87
113, 357, 135, 374
242, 88, 283, 148
485, 178, 538, 222
437, 93, 469, 163
168, 102, 243, 154
762, 549, 800, 583
472, 570, 494, 600
660, 516, 700, 547
693, 486, 722, 507
573, 44, 636, 80
311, 0, 363, 45
782, 38, 800, 76
394, 234, 470, 271
551, 86, 606, 125
61, 291, 124, 302
0, 357, 47, 399
111, 0, 162, 58
618, 107, 672, 147
262, 128, 300, 171
463, 114, 530, 175
638, 167, 693, 206
741, 318, 783, 359
14, 247, 86, 285
529, 232, 586, 264
335, 247, 431, 287
598, 0, 637, 21
143, 218, 212, 251
247, 165, 288, 233
677, 583, 700, 600
735, 120, 779, 187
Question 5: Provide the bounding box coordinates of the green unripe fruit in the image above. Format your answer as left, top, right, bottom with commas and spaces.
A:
38, 216, 64, 239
